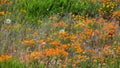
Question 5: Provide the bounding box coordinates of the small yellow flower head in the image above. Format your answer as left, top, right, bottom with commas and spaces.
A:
21, 10, 26, 13
22, 39, 36, 46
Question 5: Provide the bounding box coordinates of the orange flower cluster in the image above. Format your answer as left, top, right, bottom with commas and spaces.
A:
99, 0, 110, 3
108, 23, 116, 38
44, 48, 68, 57
75, 46, 83, 53
0, 11, 5, 15
0, 0, 7, 4
0, 55, 12, 62
22, 39, 36, 46
30, 51, 41, 60
50, 40, 61, 47
58, 21, 66, 26
53, 21, 66, 28
112, 10, 120, 21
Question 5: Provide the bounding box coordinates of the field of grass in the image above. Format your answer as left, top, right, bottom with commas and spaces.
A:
0, 0, 120, 68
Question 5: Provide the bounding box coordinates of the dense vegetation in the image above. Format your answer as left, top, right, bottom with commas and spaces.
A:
0, 0, 120, 68
18, 0, 119, 18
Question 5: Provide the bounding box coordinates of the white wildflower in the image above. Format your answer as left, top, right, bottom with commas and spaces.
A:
42, 42, 46, 45
5, 19, 11, 24
59, 29, 65, 33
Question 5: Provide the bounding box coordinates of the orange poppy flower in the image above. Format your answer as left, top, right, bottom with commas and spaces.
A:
0, 11, 5, 15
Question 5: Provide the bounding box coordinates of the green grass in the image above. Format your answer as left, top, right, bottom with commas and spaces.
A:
17, 0, 100, 17
0, 58, 45, 68
0, 59, 27, 68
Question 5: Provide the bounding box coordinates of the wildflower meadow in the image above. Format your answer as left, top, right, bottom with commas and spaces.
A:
0, 0, 120, 68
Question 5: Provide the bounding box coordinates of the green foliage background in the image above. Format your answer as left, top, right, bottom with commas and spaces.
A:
19, 0, 100, 17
